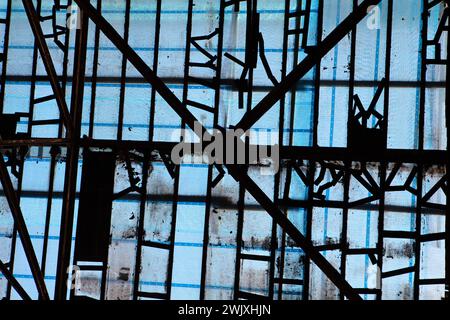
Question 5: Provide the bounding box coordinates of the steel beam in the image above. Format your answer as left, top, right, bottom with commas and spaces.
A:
280, 146, 447, 164
4, 75, 450, 89
0, 151, 49, 299
1, 138, 445, 165
21, 0, 73, 137
0, 0, 12, 115
445, 0, 450, 300
0, 259, 31, 300
225, 165, 362, 300
54, 6, 89, 300
73, 0, 364, 300
72, 0, 211, 141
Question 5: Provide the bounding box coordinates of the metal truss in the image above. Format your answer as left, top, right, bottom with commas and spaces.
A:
0, 0, 448, 301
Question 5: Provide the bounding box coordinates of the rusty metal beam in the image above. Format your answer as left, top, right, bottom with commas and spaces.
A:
0, 151, 49, 299
72, 0, 362, 300
2, 137, 444, 166
21, 0, 73, 137
235, 0, 382, 133
445, 0, 450, 299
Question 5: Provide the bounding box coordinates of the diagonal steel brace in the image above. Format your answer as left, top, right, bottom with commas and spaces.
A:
0, 153, 49, 299
235, 0, 382, 133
